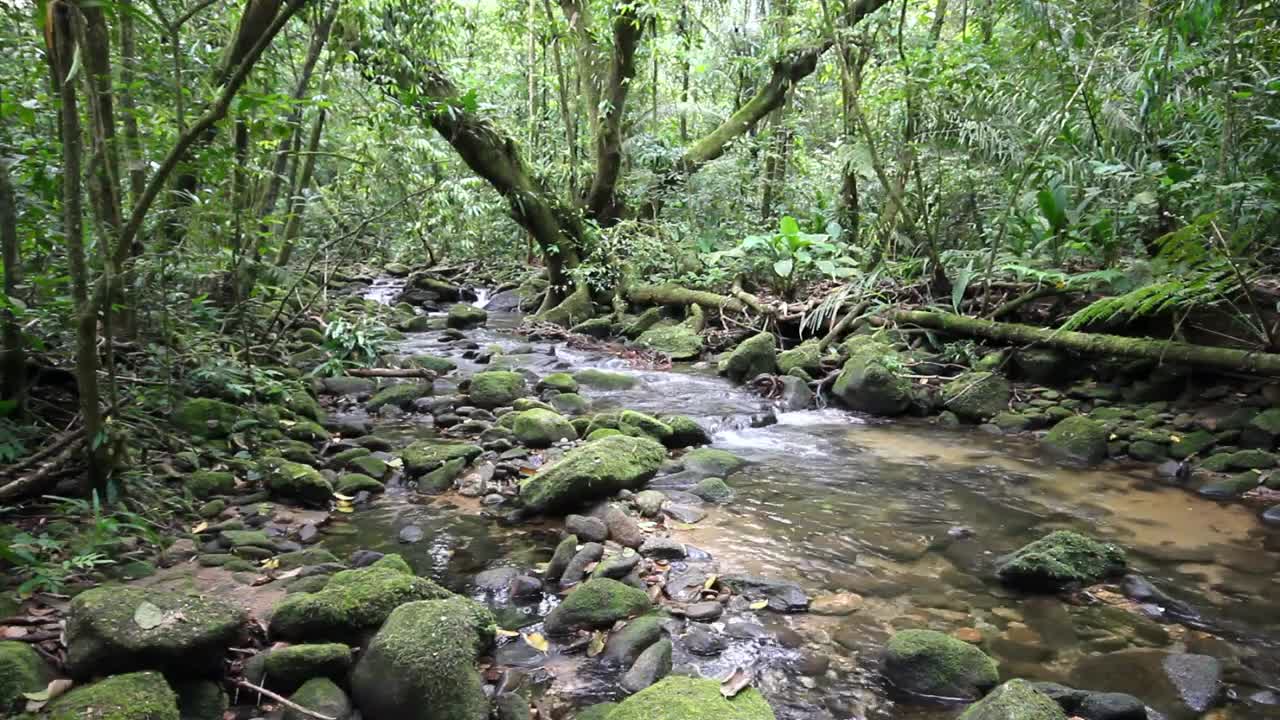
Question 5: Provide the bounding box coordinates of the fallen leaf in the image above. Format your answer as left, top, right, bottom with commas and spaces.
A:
523, 632, 549, 653
495, 628, 520, 638
748, 600, 769, 611
260, 557, 280, 569
133, 601, 165, 630
192, 521, 208, 534
720, 667, 752, 698
333, 492, 355, 501
703, 574, 718, 591
587, 631, 606, 657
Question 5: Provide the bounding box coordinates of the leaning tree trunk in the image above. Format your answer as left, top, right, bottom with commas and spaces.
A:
0, 153, 24, 407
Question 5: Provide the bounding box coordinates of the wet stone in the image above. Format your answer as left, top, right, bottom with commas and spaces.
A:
661, 503, 707, 524
639, 537, 687, 560
559, 542, 605, 587
398, 525, 425, 544
682, 625, 728, 656
684, 601, 723, 622
565, 514, 608, 543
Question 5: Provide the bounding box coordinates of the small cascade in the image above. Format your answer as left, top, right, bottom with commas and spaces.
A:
363, 276, 407, 305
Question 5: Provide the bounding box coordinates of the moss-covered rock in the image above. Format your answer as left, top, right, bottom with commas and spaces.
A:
447, 304, 488, 329
996, 530, 1126, 591
881, 629, 999, 700
942, 371, 1011, 422
537, 372, 579, 394
350, 455, 389, 478
1042, 416, 1108, 465
351, 596, 496, 720
535, 286, 595, 327
1013, 350, 1072, 386
550, 393, 592, 416
607, 676, 775, 720
681, 447, 745, 476
832, 339, 912, 416
512, 409, 578, 448
718, 332, 777, 382
269, 555, 452, 642
543, 578, 651, 634
635, 323, 703, 360
174, 680, 226, 720
335, 472, 384, 495
173, 399, 247, 439
958, 679, 1067, 720
620, 307, 664, 339
660, 415, 710, 448
469, 371, 528, 408
187, 471, 234, 499
587, 428, 623, 440
520, 435, 667, 513
400, 440, 482, 476
275, 547, 340, 570
286, 420, 331, 442
573, 369, 639, 389
407, 354, 458, 374
692, 477, 733, 502
618, 410, 674, 443
575, 702, 620, 720
47, 671, 179, 720
777, 340, 823, 376
245, 643, 352, 693
285, 678, 351, 720
65, 587, 245, 679
0, 640, 50, 712
1168, 430, 1216, 460
571, 317, 615, 338
421, 457, 468, 492
261, 459, 334, 505
366, 383, 433, 412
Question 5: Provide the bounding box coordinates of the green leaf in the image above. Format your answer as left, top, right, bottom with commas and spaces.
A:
133, 601, 165, 630
773, 259, 793, 278
779, 216, 800, 237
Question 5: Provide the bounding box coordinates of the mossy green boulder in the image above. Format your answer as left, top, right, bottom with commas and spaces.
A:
469, 371, 528, 408
575, 702, 620, 720
660, 414, 710, 448
335, 472, 384, 495
400, 440, 482, 476
1042, 416, 1108, 465
682, 447, 745, 476
245, 643, 352, 693
447, 303, 488, 329
880, 629, 999, 700
942, 371, 1011, 422
692, 477, 733, 502
618, 410, 674, 443
607, 676, 775, 720
718, 332, 778, 382
269, 555, 452, 642
550, 392, 592, 416
65, 587, 245, 679
0, 640, 50, 712
407, 354, 458, 374
543, 578, 651, 634
996, 530, 1126, 591
261, 458, 334, 505
187, 470, 234, 499
174, 680, 227, 720
537, 372, 579, 394
46, 671, 179, 720
519, 435, 666, 513
958, 679, 1067, 720
635, 322, 703, 360
832, 339, 912, 416
285, 678, 351, 720
777, 339, 823, 376
351, 596, 496, 720
512, 408, 578, 448
173, 399, 247, 439
573, 369, 639, 389
366, 383, 432, 412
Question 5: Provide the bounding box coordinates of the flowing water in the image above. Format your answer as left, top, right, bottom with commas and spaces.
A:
328, 297, 1280, 720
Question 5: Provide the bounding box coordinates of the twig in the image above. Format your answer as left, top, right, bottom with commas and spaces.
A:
230, 678, 337, 720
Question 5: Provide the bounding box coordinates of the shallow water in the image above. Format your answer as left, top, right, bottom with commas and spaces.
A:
332, 302, 1280, 719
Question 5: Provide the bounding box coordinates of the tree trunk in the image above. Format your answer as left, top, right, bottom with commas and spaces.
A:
679, 2, 691, 142
0, 155, 24, 407
118, 0, 146, 204
626, 283, 750, 314
584, 3, 643, 224
541, 0, 578, 196
275, 109, 326, 266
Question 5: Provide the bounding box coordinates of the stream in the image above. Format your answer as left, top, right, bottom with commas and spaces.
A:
323, 286, 1280, 720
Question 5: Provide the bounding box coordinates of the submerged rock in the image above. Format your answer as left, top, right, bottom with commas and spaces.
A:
661, 415, 711, 448
542, 578, 650, 634
680, 447, 746, 477
447, 303, 488, 329
573, 368, 639, 389
1069, 650, 1222, 720
720, 574, 809, 612
1043, 416, 1108, 465
365, 382, 433, 412
635, 322, 704, 360
607, 676, 775, 720
958, 679, 1066, 720
719, 332, 777, 382
46, 671, 179, 720
519, 435, 666, 513
997, 530, 1126, 591
881, 628, 999, 700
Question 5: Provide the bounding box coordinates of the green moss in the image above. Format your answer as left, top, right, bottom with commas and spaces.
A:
513, 397, 556, 412
174, 680, 226, 720
336, 473, 385, 495
535, 285, 594, 327
173, 399, 247, 439
958, 679, 1067, 720
692, 477, 733, 502
269, 558, 452, 642
512, 408, 578, 448
620, 307, 663, 339
469, 371, 529, 408
248, 643, 353, 692
421, 457, 468, 491
219, 529, 273, 549
550, 393, 592, 416
538, 372, 579, 393
407, 354, 458, 374
275, 547, 340, 570
187, 471, 234, 499
832, 340, 912, 416
718, 332, 778, 382
366, 383, 432, 412
607, 676, 775, 720
682, 448, 745, 476
285, 677, 351, 720
573, 702, 619, 720
777, 340, 823, 376
1250, 408, 1280, 435
519, 435, 667, 513
47, 671, 179, 720
282, 390, 325, 423
618, 410, 674, 443
881, 629, 999, 700
543, 578, 651, 634
0, 640, 49, 712
351, 597, 496, 720
286, 420, 331, 442
349, 455, 389, 478
1042, 416, 1108, 465
997, 530, 1126, 590
635, 323, 704, 360
331, 447, 372, 465
260, 459, 334, 505
1168, 430, 1216, 460
447, 304, 488, 329
659, 415, 709, 448
942, 371, 1011, 422
401, 440, 483, 476
65, 587, 245, 679
587, 428, 623, 440
573, 369, 639, 389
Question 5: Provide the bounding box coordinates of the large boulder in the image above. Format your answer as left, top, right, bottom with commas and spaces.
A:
718, 332, 777, 382
618, 410, 674, 444
1043, 416, 1108, 465
469, 371, 528, 408
260, 459, 333, 505
660, 415, 710, 448
832, 339, 912, 416
173, 398, 247, 439
270, 555, 452, 642
0, 640, 51, 713
880, 629, 999, 700
996, 530, 1126, 591
958, 679, 1067, 720
400, 440, 483, 476
512, 409, 578, 448
606, 676, 775, 720
1069, 650, 1222, 720
351, 596, 496, 720
286, 678, 351, 720
777, 339, 823, 376
635, 322, 703, 360
942, 371, 1012, 422
65, 587, 245, 679
46, 671, 179, 720
447, 304, 488, 329
519, 435, 666, 513
244, 643, 352, 693
543, 578, 650, 634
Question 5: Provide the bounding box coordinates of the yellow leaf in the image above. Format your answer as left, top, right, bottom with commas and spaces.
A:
703, 574, 718, 591
1108, 433, 1117, 440
261, 558, 280, 569
333, 492, 355, 501
587, 631, 606, 657
336, 505, 354, 514
495, 628, 519, 638
749, 600, 769, 610
191, 522, 208, 534
1170, 435, 1181, 443
523, 632, 549, 653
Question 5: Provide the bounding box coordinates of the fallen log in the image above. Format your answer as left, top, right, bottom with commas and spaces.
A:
626, 284, 748, 314
346, 368, 436, 379
891, 310, 1280, 377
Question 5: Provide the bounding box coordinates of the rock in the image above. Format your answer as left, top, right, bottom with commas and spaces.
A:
618, 410, 675, 443
603, 614, 665, 666
537, 372, 579, 393
659, 415, 710, 448
512, 408, 577, 448
174, 679, 226, 720
1069, 650, 1222, 720
187, 470, 234, 499
681, 448, 746, 477
1241, 407, 1280, 448
46, 671, 180, 720
621, 638, 673, 692
777, 375, 813, 411
1077, 692, 1148, 720
65, 587, 245, 679
1168, 430, 1216, 460
1128, 440, 1167, 461
0, 640, 50, 712
1014, 349, 1072, 385
810, 592, 864, 616
942, 371, 1012, 422
469, 371, 529, 408
400, 440, 483, 476
173, 398, 247, 439
573, 369, 639, 389
691, 477, 732, 502
545, 535, 579, 581
1263, 504, 1280, 526
260, 459, 334, 505
633, 489, 667, 517
559, 542, 605, 587
318, 376, 378, 397
718, 332, 777, 382
662, 503, 706, 524
683, 625, 728, 656
270, 555, 452, 642
832, 339, 913, 416
447, 303, 488, 329
777, 340, 823, 376
592, 550, 641, 580
335, 472, 384, 495
1043, 416, 1109, 465
881, 628, 1000, 700
606, 676, 775, 720
1197, 472, 1259, 499
602, 504, 646, 548
366, 382, 433, 412
350, 454, 390, 477
282, 678, 351, 720
720, 574, 809, 612
543, 578, 650, 634
635, 322, 703, 360
399, 525, 425, 543
576, 703, 621, 720
997, 530, 1126, 591
639, 537, 686, 560
351, 596, 496, 720
519, 435, 667, 513
957, 679, 1066, 720
565, 514, 608, 542
549, 393, 591, 416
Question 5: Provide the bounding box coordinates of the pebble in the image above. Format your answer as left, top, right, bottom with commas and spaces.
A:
809, 592, 864, 616
398, 525, 425, 543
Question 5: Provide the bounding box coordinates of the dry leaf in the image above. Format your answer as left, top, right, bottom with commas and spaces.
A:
748, 600, 769, 611
587, 631, 606, 657
495, 628, 520, 638
25, 677, 74, 711
333, 492, 355, 501
191, 521, 208, 534
523, 632, 549, 653
260, 557, 280, 570
720, 667, 752, 698
703, 574, 718, 591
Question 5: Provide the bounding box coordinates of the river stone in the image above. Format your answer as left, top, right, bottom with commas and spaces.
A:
633, 489, 667, 517
469, 371, 528, 408
681, 447, 746, 477
607, 676, 775, 720
559, 542, 605, 587
592, 550, 641, 580
691, 477, 733, 502
519, 435, 667, 513
721, 574, 809, 612
574, 368, 639, 389
658, 415, 710, 448
618, 410, 675, 443
366, 382, 433, 412
777, 339, 822, 375
260, 459, 334, 505
46, 671, 180, 720
447, 303, 488, 329
1043, 416, 1109, 465
549, 393, 591, 416
639, 537, 686, 560
958, 679, 1066, 720
565, 514, 608, 542
1069, 650, 1222, 720
401, 439, 483, 476
943, 371, 1012, 422
603, 614, 664, 666
1197, 472, 1259, 499
512, 408, 577, 448
1168, 430, 1216, 460
0, 640, 51, 713
684, 601, 723, 621
244, 643, 352, 693
621, 638, 673, 692
997, 530, 1126, 591
635, 322, 704, 360
543, 578, 650, 634
187, 470, 234, 499
174, 398, 247, 439
832, 338, 913, 416
351, 596, 496, 720
662, 502, 707, 524
778, 374, 814, 411
545, 535, 579, 581
810, 592, 865, 616
719, 332, 777, 382
65, 587, 245, 679
602, 504, 646, 548
284, 678, 351, 720
881, 629, 1000, 700
683, 625, 728, 656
